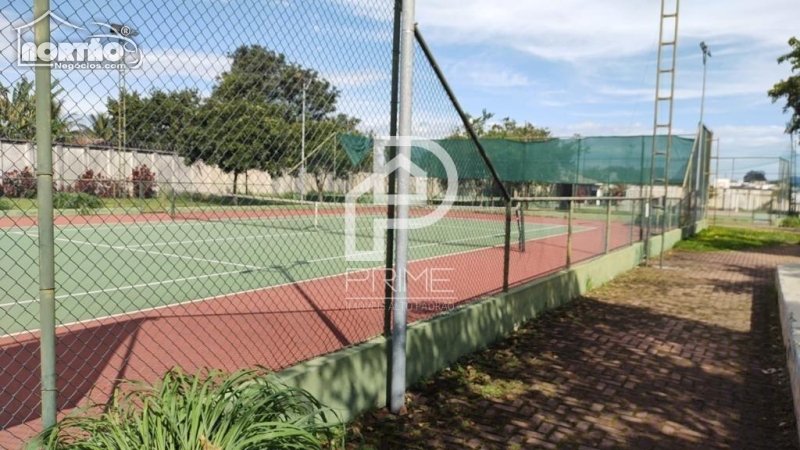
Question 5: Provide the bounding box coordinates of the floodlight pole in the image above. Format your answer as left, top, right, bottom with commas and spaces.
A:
110, 23, 138, 192
118, 65, 124, 183
699, 42, 710, 131
696, 42, 711, 223
390, 0, 415, 415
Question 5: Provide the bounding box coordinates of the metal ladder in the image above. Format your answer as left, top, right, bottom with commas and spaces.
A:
645, 0, 681, 267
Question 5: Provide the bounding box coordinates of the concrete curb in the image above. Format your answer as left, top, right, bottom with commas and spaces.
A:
777, 263, 800, 444
276, 226, 691, 423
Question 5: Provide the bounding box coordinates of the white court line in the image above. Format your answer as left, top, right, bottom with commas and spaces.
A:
304, 225, 586, 263
58, 237, 264, 271
130, 222, 385, 250
55, 209, 327, 234
0, 269, 246, 308
128, 229, 307, 249
1, 224, 598, 339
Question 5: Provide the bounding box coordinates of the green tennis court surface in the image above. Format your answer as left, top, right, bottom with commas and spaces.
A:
0, 209, 592, 336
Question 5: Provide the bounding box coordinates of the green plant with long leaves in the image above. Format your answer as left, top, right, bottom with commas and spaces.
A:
0, 78, 79, 143
86, 112, 115, 145
30, 368, 343, 450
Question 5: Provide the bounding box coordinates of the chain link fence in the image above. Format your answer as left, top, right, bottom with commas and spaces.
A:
0, 1, 707, 446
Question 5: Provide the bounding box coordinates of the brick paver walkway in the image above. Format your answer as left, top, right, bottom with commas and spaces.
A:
349, 246, 800, 449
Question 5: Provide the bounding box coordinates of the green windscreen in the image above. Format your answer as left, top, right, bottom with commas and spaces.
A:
339, 134, 696, 185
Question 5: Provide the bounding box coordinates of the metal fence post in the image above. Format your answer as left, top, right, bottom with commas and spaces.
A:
390, 0, 415, 415
384, 0, 402, 409
566, 199, 573, 269
170, 181, 177, 219
604, 199, 612, 254
503, 200, 511, 292
33, 0, 57, 430
629, 199, 636, 244
139, 179, 144, 213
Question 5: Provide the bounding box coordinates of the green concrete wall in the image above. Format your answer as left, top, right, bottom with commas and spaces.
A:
277, 225, 694, 423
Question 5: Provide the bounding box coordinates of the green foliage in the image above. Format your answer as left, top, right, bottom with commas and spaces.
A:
182, 99, 299, 185
675, 226, 800, 252
455, 109, 551, 142
305, 116, 361, 199
177, 45, 359, 194
213, 45, 338, 120
131, 164, 157, 198
780, 216, 800, 228
768, 37, 800, 135
53, 193, 103, 214
107, 89, 202, 150
0, 197, 10, 210
743, 170, 767, 183
30, 368, 342, 450
71, 169, 127, 198
86, 113, 115, 145
2, 167, 37, 198
0, 78, 78, 142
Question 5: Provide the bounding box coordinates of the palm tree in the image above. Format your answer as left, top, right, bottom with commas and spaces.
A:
0, 78, 79, 143
87, 112, 115, 144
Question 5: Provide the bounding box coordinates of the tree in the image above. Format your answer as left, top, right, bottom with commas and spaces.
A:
87, 112, 114, 145
744, 170, 767, 183
304, 114, 361, 200
213, 45, 338, 121
107, 89, 201, 150
182, 99, 298, 195
450, 110, 554, 197
452, 109, 551, 142
768, 37, 800, 137
182, 45, 350, 195
0, 78, 77, 143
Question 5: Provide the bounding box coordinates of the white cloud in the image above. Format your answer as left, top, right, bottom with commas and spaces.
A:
332, 0, 392, 22
444, 60, 533, 88
139, 49, 230, 82
416, 1, 796, 63
324, 69, 388, 88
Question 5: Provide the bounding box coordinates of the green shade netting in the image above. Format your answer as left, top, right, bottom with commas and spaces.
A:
339, 134, 696, 185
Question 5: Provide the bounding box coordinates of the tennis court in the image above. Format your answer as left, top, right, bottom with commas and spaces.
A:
0, 203, 593, 337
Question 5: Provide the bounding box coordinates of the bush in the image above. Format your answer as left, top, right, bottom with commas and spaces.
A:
0, 198, 10, 210
2, 167, 37, 198
780, 215, 800, 228
30, 368, 342, 450
71, 169, 128, 198
53, 193, 103, 214
131, 164, 157, 199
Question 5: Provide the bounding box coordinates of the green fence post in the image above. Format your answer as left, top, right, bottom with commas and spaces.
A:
503, 200, 511, 292
605, 199, 612, 254
629, 198, 636, 245
139, 179, 144, 214
170, 181, 177, 219
566, 199, 573, 269
33, 0, 57, 430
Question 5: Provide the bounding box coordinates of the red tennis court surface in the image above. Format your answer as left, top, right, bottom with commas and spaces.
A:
0, 210, 642, 448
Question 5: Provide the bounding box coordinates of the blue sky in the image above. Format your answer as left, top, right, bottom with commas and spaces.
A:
1, 0, 797, 180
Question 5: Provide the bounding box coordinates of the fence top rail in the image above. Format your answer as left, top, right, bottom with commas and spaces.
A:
512, 196, 680, 202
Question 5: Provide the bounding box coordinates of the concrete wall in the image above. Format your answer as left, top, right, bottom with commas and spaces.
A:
0, 140, 370, 197
277, 226, 687, 423
777, 263, 800, 444
709, 187, 777, 212
0, 140, 444, 199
